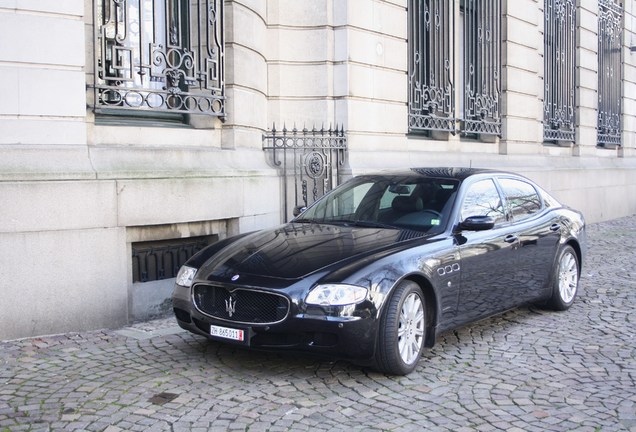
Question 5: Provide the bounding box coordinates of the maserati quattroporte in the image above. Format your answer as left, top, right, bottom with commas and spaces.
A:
172, 168, 585, 375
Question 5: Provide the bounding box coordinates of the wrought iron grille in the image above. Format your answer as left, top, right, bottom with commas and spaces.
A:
460, 0, 501, 136
408, 0, 456, 133
263, 124, 348, 222
543, 0, 576, 143
93, 0, 225, 116
598, 0, 623, 147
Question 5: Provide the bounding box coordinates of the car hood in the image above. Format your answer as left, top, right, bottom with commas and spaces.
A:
196, 223, 431, 282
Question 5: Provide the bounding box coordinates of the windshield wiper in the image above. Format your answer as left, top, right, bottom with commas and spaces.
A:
293, 218, 322, 224
329, 219, 400, 229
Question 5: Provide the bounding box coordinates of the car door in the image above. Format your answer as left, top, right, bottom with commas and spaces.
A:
497, 177, 561, 302
454, 178, 521, 324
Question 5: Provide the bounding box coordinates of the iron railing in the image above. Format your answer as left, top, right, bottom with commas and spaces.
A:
93, 0, 225, 116
263, 124, 348, 222
598, 0, 623, 147
544, 0, 576, 143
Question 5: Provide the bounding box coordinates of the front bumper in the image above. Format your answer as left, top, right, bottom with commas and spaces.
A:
172, 286, 378, 362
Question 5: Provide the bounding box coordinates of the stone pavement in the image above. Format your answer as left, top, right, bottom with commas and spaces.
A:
1, 216, 635, 432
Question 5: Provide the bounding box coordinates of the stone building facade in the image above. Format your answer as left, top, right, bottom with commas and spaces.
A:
1, 0, 635, 339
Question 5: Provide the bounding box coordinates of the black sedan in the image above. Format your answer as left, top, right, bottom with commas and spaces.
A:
172, 168, 586, 375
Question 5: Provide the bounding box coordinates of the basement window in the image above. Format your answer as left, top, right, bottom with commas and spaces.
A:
132, 235, 217, 283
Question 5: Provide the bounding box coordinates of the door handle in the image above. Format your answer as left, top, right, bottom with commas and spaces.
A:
550, 223, 561, 232
504, 234, 518, 243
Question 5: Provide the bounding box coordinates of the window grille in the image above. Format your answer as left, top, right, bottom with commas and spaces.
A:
543, 0, 576, 143
93, 0, 224, 117
132, 236, 216, 283
460, 0, 501, 136
407, 0, 456, 134
597, 0, 623, 147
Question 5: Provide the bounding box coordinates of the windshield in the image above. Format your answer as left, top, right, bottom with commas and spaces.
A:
295, 175, 459, 234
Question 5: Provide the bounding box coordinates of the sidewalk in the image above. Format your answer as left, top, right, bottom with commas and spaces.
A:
1, 215, 635, 431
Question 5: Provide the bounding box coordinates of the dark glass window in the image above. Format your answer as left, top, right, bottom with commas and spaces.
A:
460, 179, 505, 223
597, 0, 623, 147
499, 178, 542, 222
93, 0, 225, 118
543, 0, 576, 143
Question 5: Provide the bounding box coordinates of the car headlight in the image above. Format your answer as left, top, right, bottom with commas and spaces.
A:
175, 265, 197, 288
305, 284, 368, 306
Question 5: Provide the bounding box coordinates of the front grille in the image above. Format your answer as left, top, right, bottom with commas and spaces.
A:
192, 284, 290, 325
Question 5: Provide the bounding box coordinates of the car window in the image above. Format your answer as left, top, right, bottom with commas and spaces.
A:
460, 179, 506, 224
499, 178, 542, 222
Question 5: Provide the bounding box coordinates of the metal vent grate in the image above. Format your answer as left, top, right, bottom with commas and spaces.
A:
132, 235, 216, 283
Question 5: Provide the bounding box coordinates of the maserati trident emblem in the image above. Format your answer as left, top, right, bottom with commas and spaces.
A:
225, 296, 236, 318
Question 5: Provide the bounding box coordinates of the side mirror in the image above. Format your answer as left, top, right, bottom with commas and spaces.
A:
459, 215, 495, 231
293, 205, 307, 217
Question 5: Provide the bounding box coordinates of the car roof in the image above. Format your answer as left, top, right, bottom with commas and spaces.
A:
361, 167, 514, 181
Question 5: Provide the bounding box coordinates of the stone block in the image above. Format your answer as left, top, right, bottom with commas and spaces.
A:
505, 42, 540, 73
0, 67, 19, 115
505, 16, 539, 49
505, 0, 538, 26
226, 3, 267, 54
0, 118, 86, 145
0, 11, 84, 66
0, 144, 97, 181
503, 92, 541, 119
503, 117, 539, 142
14, 0, 84, 15
271, 27, 333, 63
226, 44, 267, 93
344, 28, 406, 70
224, 86, 267, 129
268, 63, 331, 98
504, 67, 540, 96
345, 99, 407, 134
344, 0, 407, 39
18, 68, 86, 117
115, 177, 250, 227
0, 180, 118, 233
0, 227, 128, 340
348, 64, 407, 102
268, 0, 329, 27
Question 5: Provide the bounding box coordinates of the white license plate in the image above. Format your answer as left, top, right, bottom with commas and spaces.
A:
210, 324, 245, 342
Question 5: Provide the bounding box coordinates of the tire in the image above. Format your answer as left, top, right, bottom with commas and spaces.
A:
375, 281, 426, 375
547, 245, 580, 311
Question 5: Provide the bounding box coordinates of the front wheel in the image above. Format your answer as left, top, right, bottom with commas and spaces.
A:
547, 245, 580, 311
375, 281, 426, 375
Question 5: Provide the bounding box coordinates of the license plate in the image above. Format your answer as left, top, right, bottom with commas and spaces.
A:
210, 324, 245, 342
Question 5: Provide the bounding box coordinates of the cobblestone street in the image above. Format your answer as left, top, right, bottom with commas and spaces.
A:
1, 216, 635, 431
